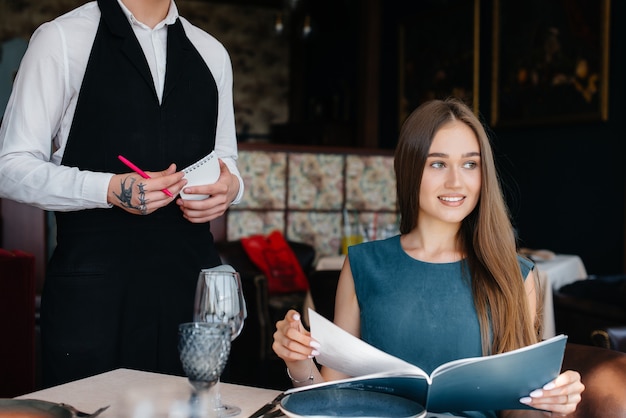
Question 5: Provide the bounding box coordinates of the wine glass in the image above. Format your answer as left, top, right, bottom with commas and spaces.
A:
194, 267, 247, 417
178, 322, 231, 418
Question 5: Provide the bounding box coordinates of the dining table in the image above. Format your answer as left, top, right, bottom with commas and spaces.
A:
14, 368, 459, 417
15, 368, 279, 417
533, 254, 588, 338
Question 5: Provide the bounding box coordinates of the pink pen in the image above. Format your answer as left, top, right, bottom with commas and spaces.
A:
117, 155, 174, 197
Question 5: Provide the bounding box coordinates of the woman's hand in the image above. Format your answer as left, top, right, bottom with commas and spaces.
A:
272, 310, 320, 362
272, 310, 321, 386
519, 370, 584, 416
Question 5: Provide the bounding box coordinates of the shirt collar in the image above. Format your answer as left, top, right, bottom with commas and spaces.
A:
116, 0, 179, 30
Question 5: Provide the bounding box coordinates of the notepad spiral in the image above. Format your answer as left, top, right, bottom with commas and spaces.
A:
183, 152, 216, 174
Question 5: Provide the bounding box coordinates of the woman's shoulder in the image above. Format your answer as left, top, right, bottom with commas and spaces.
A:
516, 254, 535, 279
347, 236, 406, 273
349, 235, 400, 256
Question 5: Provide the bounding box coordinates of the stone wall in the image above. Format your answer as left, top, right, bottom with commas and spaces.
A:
228, 147, 399, 259
0, 0, 288, 138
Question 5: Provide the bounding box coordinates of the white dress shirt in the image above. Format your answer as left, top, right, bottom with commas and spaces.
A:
0, 0, 243, 211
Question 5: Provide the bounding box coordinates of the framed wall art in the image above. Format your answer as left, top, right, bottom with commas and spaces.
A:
491, 0, 610, 126
398, 0, 480, 126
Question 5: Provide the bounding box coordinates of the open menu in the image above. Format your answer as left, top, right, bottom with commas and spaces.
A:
288, 309, 567, 413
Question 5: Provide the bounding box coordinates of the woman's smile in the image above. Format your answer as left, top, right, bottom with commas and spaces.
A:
438, 195, 466, 206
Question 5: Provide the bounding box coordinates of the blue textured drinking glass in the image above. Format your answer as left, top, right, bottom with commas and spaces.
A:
178, 322, 231, 417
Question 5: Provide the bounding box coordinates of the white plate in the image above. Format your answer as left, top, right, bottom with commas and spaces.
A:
279, 388, 426, 418
0, 399, 72, 417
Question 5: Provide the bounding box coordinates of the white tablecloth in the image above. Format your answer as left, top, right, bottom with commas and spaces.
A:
16, 368, 280, 417
316, 255, 346, 271
535, 254, 588, 338
534, 254, 588, 290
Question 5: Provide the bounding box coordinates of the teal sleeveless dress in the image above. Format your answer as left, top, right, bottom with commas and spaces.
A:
348, 235, 534, 418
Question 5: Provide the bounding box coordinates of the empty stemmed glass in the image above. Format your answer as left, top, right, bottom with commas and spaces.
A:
178, 322, 231, 418
194, 267, 247, 417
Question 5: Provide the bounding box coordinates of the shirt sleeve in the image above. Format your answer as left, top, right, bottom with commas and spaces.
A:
210, 43, 244, 205
184, 20, 244, 206
0, 20, 113, 211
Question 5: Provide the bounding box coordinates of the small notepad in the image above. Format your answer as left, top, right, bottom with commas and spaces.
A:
180, 151, 220, 200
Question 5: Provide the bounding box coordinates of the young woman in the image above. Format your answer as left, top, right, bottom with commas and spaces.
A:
272, 98, 584, 417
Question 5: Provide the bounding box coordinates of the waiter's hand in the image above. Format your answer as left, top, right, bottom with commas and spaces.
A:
107, 163, 185, 215
177, 159, 240, 223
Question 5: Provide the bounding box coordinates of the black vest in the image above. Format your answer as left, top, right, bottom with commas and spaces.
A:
58, 0, 219, 236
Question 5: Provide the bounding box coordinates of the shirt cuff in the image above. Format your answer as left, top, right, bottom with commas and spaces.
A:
231, 173, 244, 205
85, 172, 116, 208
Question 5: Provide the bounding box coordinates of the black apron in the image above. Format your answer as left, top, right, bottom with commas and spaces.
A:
41, 0, 221, 387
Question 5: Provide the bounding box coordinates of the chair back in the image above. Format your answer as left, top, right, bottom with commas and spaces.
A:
0, 249, 36, 397
308, 269, 340, 322
561, 343, 626, 418
214, 239, 315, 389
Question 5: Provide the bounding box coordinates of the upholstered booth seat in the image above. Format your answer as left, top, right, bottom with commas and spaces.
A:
307, 269, 341, 322
553, 274, 626, 352
560, 343, 626, 418
215, 239, 315, 389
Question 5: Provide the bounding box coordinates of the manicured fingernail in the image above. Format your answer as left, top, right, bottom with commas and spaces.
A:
310, 341, 321, 349
519, 397, 532, 404
543, 382, 555, 390
311, 350, 320, 356
529, 390, 543, 398
293, 313, 300, 321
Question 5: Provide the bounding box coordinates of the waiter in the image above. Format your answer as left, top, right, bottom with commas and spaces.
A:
0, 0, 243, 387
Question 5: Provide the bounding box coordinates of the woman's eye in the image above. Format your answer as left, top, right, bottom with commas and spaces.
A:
463, 161, 477, 169
431, 161, 445, 169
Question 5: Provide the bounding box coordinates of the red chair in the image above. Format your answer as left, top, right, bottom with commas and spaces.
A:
0, 249, 36, 397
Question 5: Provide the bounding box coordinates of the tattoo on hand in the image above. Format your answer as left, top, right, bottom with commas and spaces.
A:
114, 177, 149, 214
138, 183, 148, 215
113, 177, 135, 207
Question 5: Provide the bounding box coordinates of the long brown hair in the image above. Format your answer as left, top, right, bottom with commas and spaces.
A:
394, 98, 539, 355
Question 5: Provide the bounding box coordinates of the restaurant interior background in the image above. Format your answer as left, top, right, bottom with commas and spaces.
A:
0, 0, 625, 399
1, 0, 624, 287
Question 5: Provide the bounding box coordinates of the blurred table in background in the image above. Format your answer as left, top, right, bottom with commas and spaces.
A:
535, 254, 588, 338
534, 254, 588, 290
316, 255, 345, 271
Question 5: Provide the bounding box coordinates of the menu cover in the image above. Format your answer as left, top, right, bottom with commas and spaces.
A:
180, 151, 220, 200
296, 309, 567, 413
